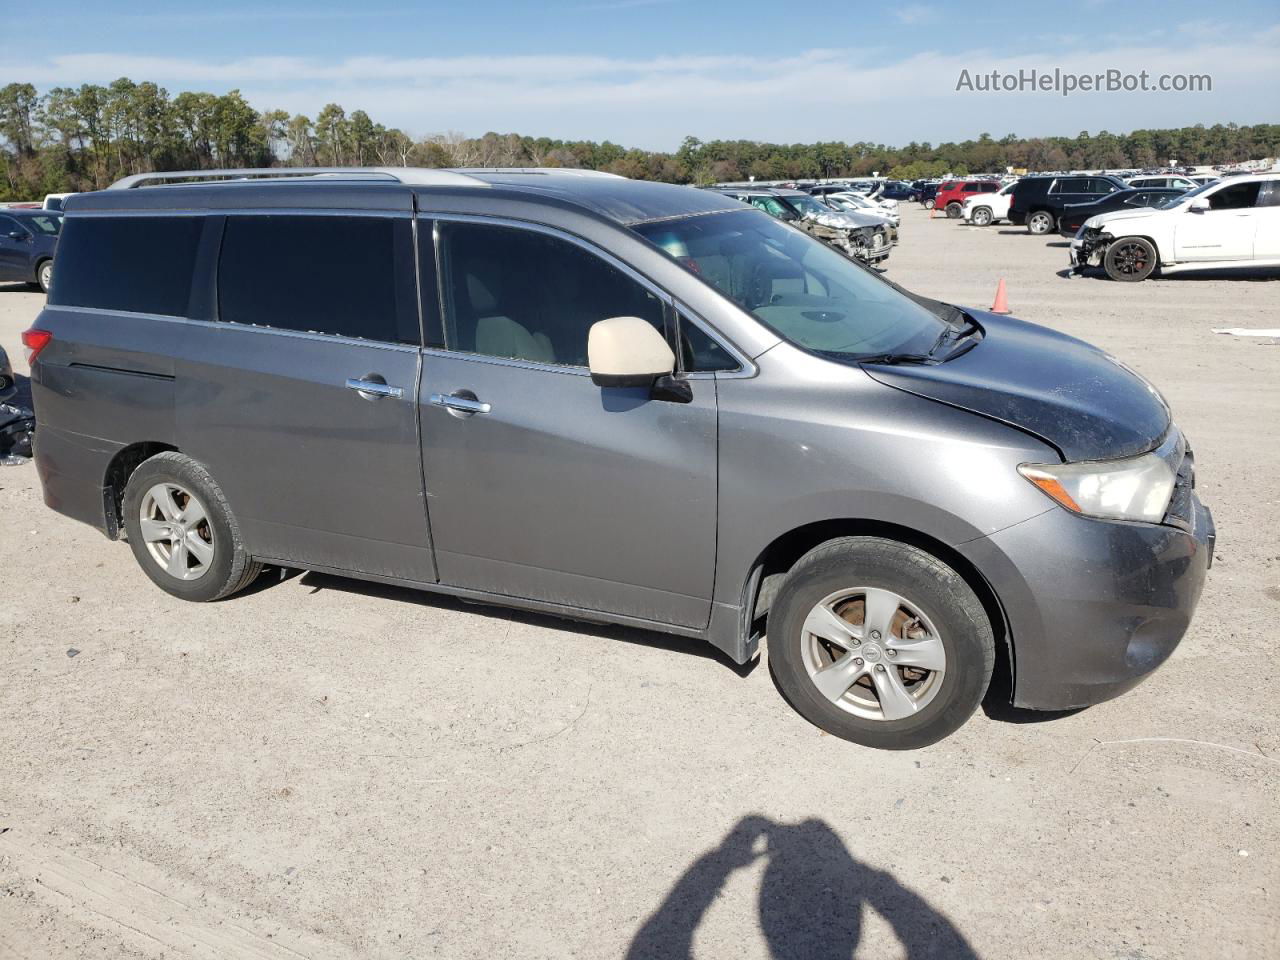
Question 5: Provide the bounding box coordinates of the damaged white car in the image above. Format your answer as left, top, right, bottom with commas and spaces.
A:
1071, 174, 1280, 281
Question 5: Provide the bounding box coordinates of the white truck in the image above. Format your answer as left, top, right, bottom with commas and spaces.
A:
1070, 174, 1280, 281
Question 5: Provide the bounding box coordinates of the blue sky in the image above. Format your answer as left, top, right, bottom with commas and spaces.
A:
3, 1, 1278, 149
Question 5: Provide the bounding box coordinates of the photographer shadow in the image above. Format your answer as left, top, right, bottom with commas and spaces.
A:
627, 816, 979, 959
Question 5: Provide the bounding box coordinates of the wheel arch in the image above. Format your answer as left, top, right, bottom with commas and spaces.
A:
103, 441, 180, 539
738, 518, 1015, 701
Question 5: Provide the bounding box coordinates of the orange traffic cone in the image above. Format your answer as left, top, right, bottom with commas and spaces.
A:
990, 278, 1011, 314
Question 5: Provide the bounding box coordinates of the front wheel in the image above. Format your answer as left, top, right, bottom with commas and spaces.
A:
1027, 211, 1055, 235
1103, 237, 1158, 282
971, 206, 993, 226
768, 537, 994, 749
922, 198, 935, 210
122, 452, 262, 602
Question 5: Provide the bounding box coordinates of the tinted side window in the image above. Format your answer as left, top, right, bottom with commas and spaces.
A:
1209, 182, 1261, 210
49, 216, 202, 316
1257, 182, 1280, 207
218, 216, 419, 344
440, 222, 666, 367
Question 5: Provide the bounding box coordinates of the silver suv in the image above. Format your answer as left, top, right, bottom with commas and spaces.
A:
26, 167, 1214, 749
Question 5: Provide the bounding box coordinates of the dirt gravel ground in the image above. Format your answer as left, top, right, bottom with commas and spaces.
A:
1, 205, 1277, 960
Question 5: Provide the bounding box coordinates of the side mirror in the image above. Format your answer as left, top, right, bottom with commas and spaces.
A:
587, 316, 675, 388
7, 231, 26, 241
1189, 198, 1210, 213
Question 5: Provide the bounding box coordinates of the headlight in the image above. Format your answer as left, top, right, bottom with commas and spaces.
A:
1018, 447, 1177, 523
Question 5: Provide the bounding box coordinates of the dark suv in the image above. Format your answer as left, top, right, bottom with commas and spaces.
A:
1009, 175, 1128, 234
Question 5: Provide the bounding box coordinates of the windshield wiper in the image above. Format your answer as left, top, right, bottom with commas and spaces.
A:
850, 352, 933, 365
928, 311, 981, 359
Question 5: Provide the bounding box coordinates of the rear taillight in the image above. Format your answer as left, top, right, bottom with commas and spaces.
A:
21, 328, 52, 365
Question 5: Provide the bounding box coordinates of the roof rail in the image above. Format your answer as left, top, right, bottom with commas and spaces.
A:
107, 167, 492, 190
107, 166, 627, 190
451, 167, 625, 179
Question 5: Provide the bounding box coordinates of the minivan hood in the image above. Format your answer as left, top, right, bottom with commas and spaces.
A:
862, 312, 1170, 461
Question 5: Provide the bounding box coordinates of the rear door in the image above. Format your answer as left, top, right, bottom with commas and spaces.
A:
178, 211, 436, 581
417, 217, 719, 629
1251, 181, 1280, 259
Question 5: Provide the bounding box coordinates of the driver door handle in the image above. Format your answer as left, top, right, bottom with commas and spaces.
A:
345, 378, 404, 399
430, 393, 491, 415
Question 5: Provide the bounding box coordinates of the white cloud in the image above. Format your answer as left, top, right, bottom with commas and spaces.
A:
4, 27, 1277, 149
894, 5, 935, 25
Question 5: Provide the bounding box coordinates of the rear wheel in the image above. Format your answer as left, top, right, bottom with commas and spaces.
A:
922, 198, 935, 210
1027, 211, 1055, 235
37, 259, 52, 294
122, 452, 262, 602
768, 537, 995, 749
945, 202, 962, 219
1103, 237, 1157, 282
971, 206, 993, 226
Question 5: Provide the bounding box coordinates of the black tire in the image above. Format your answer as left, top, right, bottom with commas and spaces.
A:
36, 259, 52, 294
945, 201, 962, 219
1103, 236, 1158, 282
971, 206, 993, 226
121, 451, 262, 602
922, 198, 935, 210
768, 537, 994, 749
1027, 210, 1055, 235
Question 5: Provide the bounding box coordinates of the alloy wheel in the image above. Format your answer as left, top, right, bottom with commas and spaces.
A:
138, 482, 216, 581
1111, 241, 1151, 276
800, 587, 947, 721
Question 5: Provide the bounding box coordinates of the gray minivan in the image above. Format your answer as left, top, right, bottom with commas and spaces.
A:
26, 167, 1214, 749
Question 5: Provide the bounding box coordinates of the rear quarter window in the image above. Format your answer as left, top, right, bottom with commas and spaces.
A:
49, 216, 203, 316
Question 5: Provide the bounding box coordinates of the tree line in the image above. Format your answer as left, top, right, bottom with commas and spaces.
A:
2, 79, 1278, 200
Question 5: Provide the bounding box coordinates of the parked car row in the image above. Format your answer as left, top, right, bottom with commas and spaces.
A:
931, 168, 1280, 282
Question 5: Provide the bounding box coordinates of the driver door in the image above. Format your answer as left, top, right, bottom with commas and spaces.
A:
417, 218, 719, 629
1174, 181, 1260, 261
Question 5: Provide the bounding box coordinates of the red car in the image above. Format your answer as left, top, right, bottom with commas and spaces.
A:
935, 180, 1001, 218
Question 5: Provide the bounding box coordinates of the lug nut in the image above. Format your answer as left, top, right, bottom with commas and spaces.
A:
887, 649, 897, 658
854, 658, 863, 666
870, 630, 881, 640
875, 664, 886, 672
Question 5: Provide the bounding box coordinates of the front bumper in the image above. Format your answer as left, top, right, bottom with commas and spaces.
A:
1069, 228, 1107, 271
958, 495, 1215, 711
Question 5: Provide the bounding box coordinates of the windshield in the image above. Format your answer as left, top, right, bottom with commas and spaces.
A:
1157, 179, 1218, 209
634, 209, 947, 360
